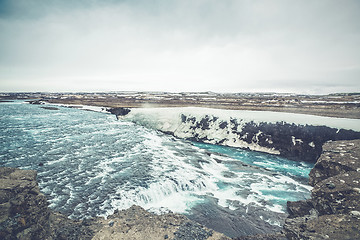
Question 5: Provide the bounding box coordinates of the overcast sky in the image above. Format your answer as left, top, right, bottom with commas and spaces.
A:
0, 0, 359, 94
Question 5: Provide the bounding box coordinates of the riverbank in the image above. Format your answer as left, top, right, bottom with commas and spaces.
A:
284, 139, 360, 239
1, 139, 359, 239
0, 167, 229, 240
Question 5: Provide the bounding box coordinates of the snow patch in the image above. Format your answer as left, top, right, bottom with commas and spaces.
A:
309, 142, 315, 148
291, 136, 303, 146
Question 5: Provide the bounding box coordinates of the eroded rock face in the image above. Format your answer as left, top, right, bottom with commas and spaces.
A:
178, 115, 360, 163
285, 214, 360, 240
309, 139, 360, 185
286, 200, 314, 218
0, 167, 50, 240
312, 171, 360, 215
283, 140, 360, 240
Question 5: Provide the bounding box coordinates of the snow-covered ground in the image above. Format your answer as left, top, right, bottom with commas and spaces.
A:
124, 107, 360, 132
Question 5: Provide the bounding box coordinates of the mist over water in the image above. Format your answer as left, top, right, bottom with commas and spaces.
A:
0, 101, 312, 233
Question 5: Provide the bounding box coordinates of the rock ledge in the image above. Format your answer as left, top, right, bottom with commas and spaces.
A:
284, 139, 360, 240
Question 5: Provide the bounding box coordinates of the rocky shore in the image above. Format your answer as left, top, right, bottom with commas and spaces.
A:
284, 140, 360, 239
1, 139, 359, 239
0, 168, 229, 240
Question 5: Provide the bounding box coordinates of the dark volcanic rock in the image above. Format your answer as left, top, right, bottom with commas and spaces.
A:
311, 171, 360, 215
283, 139, 360, 240
106, 107, 131, 118
284, 214, 360, 240
287, 200, 314, 218
178, 115, 360, 163
309, 139, 360, 186
27, 100, 45, 105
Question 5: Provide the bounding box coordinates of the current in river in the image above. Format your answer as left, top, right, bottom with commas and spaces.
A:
0, 101, 313, 237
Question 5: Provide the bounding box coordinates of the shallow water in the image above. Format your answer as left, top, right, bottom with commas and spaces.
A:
0, 101, 312, 234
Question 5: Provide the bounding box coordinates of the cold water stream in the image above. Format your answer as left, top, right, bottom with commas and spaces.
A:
0, 101, 313, 237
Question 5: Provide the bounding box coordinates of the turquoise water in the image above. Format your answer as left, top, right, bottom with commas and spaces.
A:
0, 101, 312, 222
192, 142, 313, 180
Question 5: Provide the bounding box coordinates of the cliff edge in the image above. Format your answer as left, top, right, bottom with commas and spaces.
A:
284, 139, 360, 239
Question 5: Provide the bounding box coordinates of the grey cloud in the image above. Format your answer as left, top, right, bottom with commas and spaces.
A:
0, 0, 359, 93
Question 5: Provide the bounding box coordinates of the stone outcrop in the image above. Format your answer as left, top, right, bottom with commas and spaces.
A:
0, 167, 51, 240
178, 115, 360, 163
106, 107, 131, 119
311, 171, 360, 216
309, 140, 360, 185
92, 206, 229, 240
283, 140, 360, 240
27, 100, 45, 105
0, 167, 229, 240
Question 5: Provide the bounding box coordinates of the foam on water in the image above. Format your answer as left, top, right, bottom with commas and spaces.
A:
1, 101, 312, 224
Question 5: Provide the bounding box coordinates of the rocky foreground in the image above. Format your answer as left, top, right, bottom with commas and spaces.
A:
284, 140, 360, 239
0, 167, 229, 240
1, 140, 360, 239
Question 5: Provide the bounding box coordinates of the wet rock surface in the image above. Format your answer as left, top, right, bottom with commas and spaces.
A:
284, 139, 360, 240
187, 200, 286, 238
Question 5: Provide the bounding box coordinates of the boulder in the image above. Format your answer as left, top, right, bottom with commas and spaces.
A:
106, 107, 131, 118
286, 200, 314, 218
311, 171, 360, 215
309, 139, 360, 186
283, 140, 360, 240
